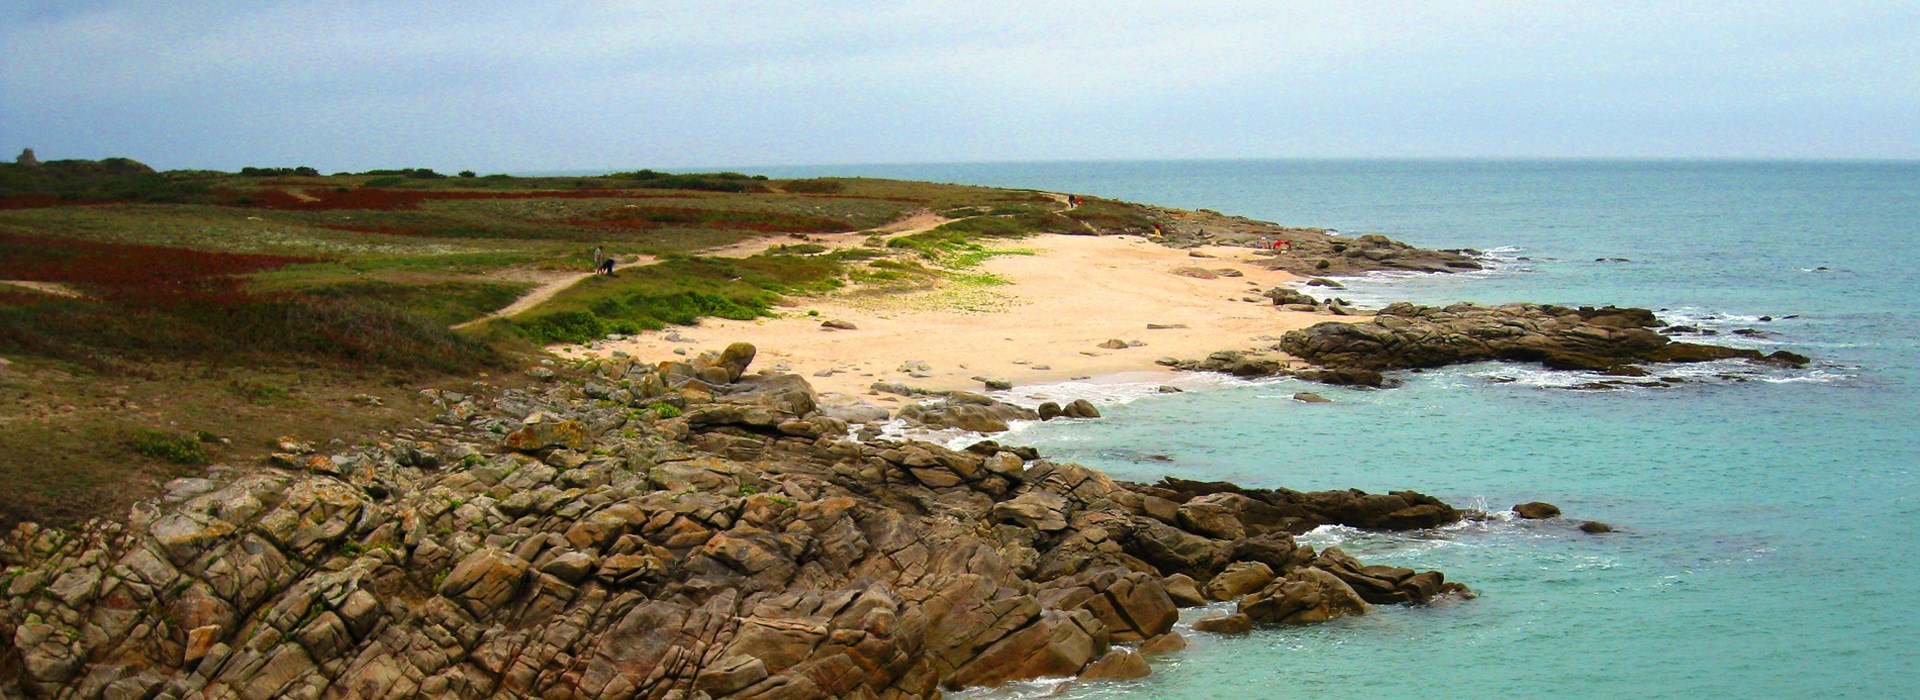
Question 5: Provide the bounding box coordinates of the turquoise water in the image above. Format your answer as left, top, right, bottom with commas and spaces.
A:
762, 161, 1920, 697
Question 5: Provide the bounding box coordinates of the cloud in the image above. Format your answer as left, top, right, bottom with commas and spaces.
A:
2, 1, 1914, 170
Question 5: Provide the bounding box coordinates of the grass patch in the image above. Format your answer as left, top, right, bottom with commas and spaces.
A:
130, 429, 211, 465
1065, 198, 1159, 233
510, 253, 847, 343
290, 280, 531, 325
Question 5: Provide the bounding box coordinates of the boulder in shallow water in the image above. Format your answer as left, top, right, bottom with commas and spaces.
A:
1514, 502, 1562, 519
1063, 399, 1101, 419
1078, 649, 1151, 681
1238, 567, 1371, 625
1293, 392, 1332, 403
1580, 520, 1614, 534
1190, 611, 1253, 635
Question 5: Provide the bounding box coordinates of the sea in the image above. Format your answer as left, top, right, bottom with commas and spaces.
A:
749, 160, 1920, 698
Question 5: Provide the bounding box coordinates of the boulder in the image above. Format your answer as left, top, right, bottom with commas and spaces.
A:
1204, 561, 1276, 601
1292, 392, 1332, 404
1078, 649, 1151, 681
438, 548, 531, 617
716, 341, 758, 381
1514, 502, 1562, 519
991, 491, 1070, 532
504, 418, 591, 453
1138, 631, 1189, 657
1190, 612, 1252, 635
1580, 520, 1614, 534
1264, 287, 1318, 306
1162, 574, 1206, 607
945, 609, 1108, 689
1063, 399, 1101, 419
1238, 567, 1371, 625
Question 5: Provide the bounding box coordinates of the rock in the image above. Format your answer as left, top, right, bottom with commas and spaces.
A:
1138, 631, 1188, 657
1264, 287, 1318, 306
1305, 277, 1344, 288
1038, 401, 1064, 420
977, 376, 1013, 390
820, 319, 857, 330
1278, 302, 1802, 382
1146, 323, 1189, 330
1239, 567, 1371, 625
716, 341, 758, 381
17, 147, 40, 166
992, 491, 1070, 532
1078, 649, 1151, 681
1098, 339, 1130, 349
0, 339, 1474, 699
897, 395, 1037, 433
1205, 561, 1276, 601
1170, 266, 1219, 279
438, 548, 531, 617
504, 418, 591, 453
1514, 502, 1562, 519
1292, 392, 1331, 403
1062, 399, 1101, 419
1190, 612, 1253, 635
1755, 350, 1811, 368
1162, 574, 1206, 607
1295, 367, 1387, 387
1580, 520, 1615, 534
946, 609, 1108, 689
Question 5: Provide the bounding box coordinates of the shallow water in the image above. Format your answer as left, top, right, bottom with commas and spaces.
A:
758, 160, 1920, 697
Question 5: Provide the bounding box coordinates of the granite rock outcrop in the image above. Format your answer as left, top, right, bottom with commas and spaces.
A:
1, 344, 1470, 699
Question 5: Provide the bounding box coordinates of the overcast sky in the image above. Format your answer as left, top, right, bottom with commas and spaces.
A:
3, 2, 1915, 172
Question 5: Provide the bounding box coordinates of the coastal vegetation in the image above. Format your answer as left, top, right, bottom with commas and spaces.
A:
0, 157, 1165, 527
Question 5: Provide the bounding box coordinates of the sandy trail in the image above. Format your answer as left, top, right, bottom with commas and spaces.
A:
455, 255, 656, 329
0, 280, 87, 298
569, 234, 1334, 397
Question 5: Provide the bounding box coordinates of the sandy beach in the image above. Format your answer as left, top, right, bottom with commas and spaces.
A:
569, 233, 1341, 398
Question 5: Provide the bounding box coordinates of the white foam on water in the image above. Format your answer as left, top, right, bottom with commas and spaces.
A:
1299, 244, 1534, 309
992, 371, 1256, 409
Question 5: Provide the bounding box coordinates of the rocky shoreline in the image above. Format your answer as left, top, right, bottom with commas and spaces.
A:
1177, 300, 1811, 388
2, 344, 1475, 699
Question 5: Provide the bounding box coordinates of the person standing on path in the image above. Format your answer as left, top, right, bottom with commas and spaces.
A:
592, 245, 605, 273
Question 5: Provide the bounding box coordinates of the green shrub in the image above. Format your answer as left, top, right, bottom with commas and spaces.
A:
131, 430, 210, 465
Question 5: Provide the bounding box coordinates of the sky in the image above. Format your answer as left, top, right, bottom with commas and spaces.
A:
2, 2, 1916, 172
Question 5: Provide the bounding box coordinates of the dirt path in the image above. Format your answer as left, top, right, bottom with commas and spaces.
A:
696, 210, 954, 259
0, 280, 87, 298
453, 255, 656, 329
457, 199, 1076, 328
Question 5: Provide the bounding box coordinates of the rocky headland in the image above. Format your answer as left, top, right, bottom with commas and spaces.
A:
2, 344, 1472, 699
